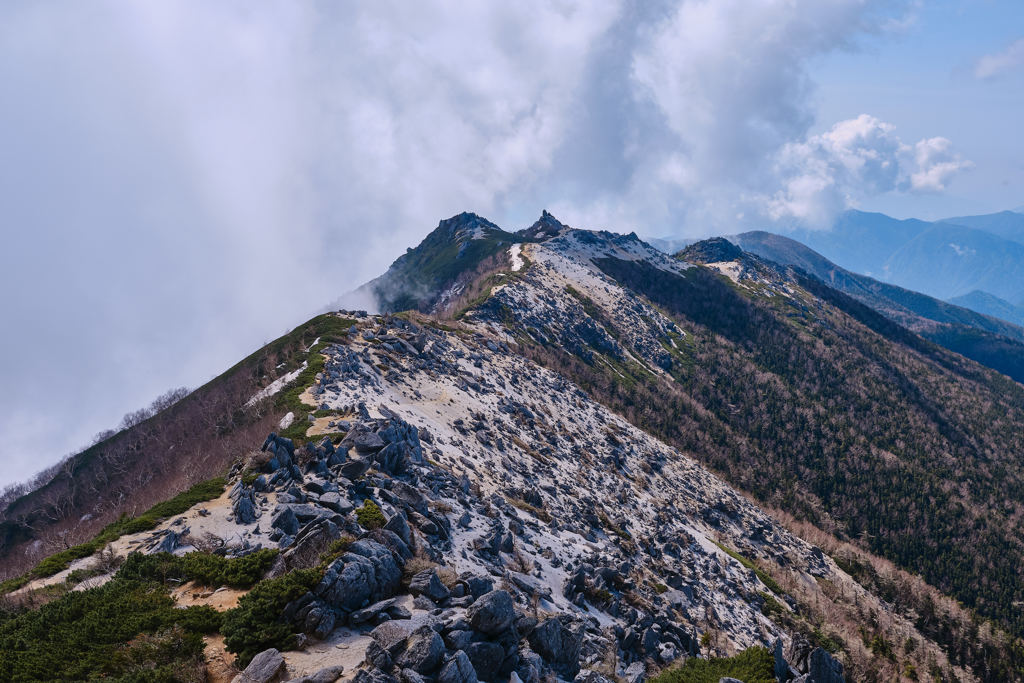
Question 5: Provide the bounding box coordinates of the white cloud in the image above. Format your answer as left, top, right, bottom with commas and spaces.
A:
975, 37, 1024, 80
767, 115, 971, 226
0, 0, 968, 486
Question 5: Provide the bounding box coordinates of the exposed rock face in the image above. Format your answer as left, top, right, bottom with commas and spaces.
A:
806, 648, 845, 683
466, 590, 515, 637
527, 617, 584, 680
125, 305, 861, 682
395, 626, 445, 674
231, 483, 259, 524
316, 540, 403, 613
408, 568, 450, 603
233, 648, 286, 683
437, 651, 478, 683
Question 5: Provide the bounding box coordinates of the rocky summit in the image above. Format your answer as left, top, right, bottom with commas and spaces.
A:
3, 211, 1024, 682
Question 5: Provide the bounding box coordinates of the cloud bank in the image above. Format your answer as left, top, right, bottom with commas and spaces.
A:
0, 0, 969, 487
768, 115, 972, 226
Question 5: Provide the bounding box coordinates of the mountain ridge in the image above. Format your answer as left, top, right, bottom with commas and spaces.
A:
4, 212, 1024, 681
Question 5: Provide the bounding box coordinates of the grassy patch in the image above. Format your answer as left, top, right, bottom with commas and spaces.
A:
650, 646, 775, 683
2, 477, 228, 591
505, 496, 552, 523
712, 541, 784, 595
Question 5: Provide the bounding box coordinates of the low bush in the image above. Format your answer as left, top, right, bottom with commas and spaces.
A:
221, 569, 320, 668
356, 500, 387, 530
0, 557, 224, 681
650, 646, 775, 683
121, 549, 277, 590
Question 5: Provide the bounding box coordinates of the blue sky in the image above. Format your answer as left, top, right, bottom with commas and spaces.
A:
0, 0, 1022, 490
811, 0, 1024, 218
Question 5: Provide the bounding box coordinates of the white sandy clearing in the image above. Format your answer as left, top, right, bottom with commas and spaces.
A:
509, 243, 524, 271
246, 362, 308, 407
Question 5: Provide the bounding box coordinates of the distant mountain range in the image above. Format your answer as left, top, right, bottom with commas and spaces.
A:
778, 208, 1024, 317
949, 290, 1024, 328
731, 230, 1024, 383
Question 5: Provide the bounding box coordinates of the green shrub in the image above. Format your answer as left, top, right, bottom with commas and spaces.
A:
811, 627, 843, 654
122, 549, 277, 590
221, 569, 319, 668
216, 549, 278, 589
104, 624, 207, 683
356, 500, 387, 530
173, 605, 223, 634
650, 646, 775, 683
177, 552, 226, 586
0, 561, 223, 681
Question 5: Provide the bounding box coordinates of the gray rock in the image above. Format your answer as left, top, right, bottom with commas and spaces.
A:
465, 641, 505, 681
413, 595, 437, 610
233, 648, 286, 683
516, 649, 544, 683
465, 590, 515, 636
376, 442, 409, 474
384, 512, 412, 546
623, 661, 646, 683
282, 665, 345, 683
319, 492, 354, 515
371, 620, 412, 655
395, 625, 445, 674
306, 606, 336, 640
350, 598, 398, 625
350, 431, 386, 453
234, 487, 259, 524
527, 617, 582, 680
719, 679, 744, 683
640, 626, 661, 655
353, 667, 399, 683
400, 669, 426, 683
576, 671, 615, 683
271, 507, 300, 536
364, 528, 413, 563
808, 648, 844, 683
278, 503, 335, 524
283, 519, 341, 570
389, 604, 413, 620
774, 638, 788, 682
340, 458, 372, 480
153, 530, 179, 554
409, 569, 451, 603
438, 650, 478, 683
464, 576, 493, 599
443, 629, 474, 651
316, 540, 402, 612
391, 481, 430, 515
